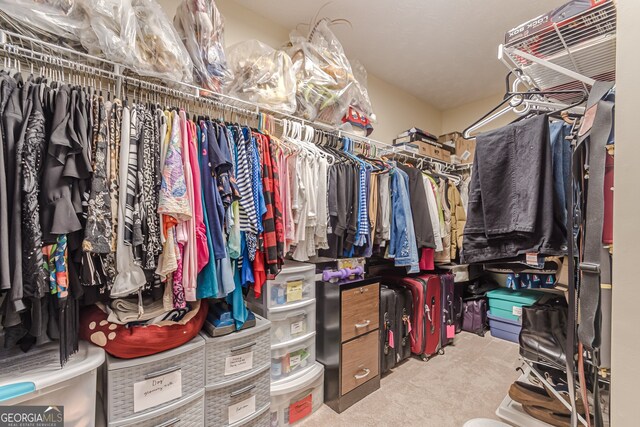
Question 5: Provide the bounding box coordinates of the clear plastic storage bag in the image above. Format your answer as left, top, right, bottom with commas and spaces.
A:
287, 18, 355, 125
174, 0, 232, 93
0, 0, 193, 82
349, 58, 375, 121
226, 40, 297, 114
0, 0, 94, 48
129, 0, 193, 82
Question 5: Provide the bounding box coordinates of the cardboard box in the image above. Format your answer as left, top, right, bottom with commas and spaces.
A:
418, 143, 451, 163
456, 138, 476, 164
438, 132, 475, 164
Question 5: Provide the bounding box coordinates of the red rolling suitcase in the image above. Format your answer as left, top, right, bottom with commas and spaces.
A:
384, 274, 441, 361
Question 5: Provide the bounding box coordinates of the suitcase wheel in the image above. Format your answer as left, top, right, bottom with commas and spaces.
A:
420, 354, 429, 362
438, 348, 445, 356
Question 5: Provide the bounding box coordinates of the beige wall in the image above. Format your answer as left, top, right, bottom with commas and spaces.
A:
611, 0, 640, 424
158, 0, 442, 142
440, 92, 515, 135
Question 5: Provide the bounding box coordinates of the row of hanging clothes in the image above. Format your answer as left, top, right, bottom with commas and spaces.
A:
271, 122, 472, 274
0, 57, 473, 360
0, 62, 315, 359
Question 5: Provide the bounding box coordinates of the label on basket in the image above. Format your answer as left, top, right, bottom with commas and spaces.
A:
289, 354, 302, 369
447, 324, 456, 339
224, 351, 254, 376
513, 306, 523, 317
286, 280, 303, 303
133, 369, 182, 413
228, 395, 256, 424
289, 393, 313, 424
290, 320, 305, 335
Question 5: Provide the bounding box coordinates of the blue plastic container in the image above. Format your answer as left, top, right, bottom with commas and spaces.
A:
487, 312, 522, 343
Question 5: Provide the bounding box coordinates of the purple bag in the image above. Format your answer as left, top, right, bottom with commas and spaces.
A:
462, 298, 487, 336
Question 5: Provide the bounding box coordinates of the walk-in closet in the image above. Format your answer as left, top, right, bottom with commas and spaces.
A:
0, 0, 636, 426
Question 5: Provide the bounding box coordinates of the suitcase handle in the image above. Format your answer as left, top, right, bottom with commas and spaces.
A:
355, 320, 371, 328
231, 341, 257, 352
354, 368, 371, 380
144, 366, 180, 379
154, 418, 180, 427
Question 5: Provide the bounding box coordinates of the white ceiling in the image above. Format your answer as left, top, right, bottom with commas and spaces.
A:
234, 0, 566, 110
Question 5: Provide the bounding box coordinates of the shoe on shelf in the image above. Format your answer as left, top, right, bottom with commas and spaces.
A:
522, 405, 571, 427
509, 381, 586, 415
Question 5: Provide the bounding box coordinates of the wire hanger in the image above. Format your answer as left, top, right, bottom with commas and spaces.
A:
463, 71, 588, 139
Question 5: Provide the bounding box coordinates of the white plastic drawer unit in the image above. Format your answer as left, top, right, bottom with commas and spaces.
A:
200, 315, 271, 387
0, 341, 105, 427
248, 262, 316, 312
205, 365, 271, 427
270, 332, 316, 383
104, 335, 205, 424
268, 299, 316, 346
270, 363, 324, 427
110, 389, 205, 427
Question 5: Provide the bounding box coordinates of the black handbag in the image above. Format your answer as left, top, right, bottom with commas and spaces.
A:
519, 295, 568, 369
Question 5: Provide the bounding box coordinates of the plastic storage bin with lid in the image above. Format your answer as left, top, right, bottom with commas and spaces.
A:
248, 261, 316, 312
268, 299, 316, 346
270, 362, 324, 427
487, 312, 521, 343
486, 288, 542, 323
0, 341, 105, 427
270, 332, 316, 383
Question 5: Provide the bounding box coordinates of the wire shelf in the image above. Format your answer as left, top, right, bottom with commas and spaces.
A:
500, 0, 616, 104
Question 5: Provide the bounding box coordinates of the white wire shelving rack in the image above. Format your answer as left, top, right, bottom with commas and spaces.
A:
499, 0, 616, 104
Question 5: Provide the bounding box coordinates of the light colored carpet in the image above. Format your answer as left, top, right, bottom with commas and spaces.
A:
299, 332, 520, 427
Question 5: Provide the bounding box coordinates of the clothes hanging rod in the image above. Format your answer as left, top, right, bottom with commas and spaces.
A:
0, 28, 468, 170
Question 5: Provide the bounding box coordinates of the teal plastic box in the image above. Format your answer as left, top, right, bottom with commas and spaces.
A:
486, 288, 542, 323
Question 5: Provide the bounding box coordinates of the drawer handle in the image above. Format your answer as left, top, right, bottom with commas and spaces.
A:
230, 341, 257, 352
354, 368, 371, 380
154, 418, 180, 427
144, 366, 180, 380
231, 384, 256, 397
355, 320, 371, 328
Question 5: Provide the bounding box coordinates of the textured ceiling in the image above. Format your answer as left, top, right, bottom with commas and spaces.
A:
234, 0, 566, 110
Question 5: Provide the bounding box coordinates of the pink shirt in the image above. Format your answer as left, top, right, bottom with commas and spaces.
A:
187, 120, 209, 273
179, 111, 197, 301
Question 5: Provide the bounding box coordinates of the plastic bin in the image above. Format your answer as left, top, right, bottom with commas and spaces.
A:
486, 288, 542, 322
487, 312, 522, 343
111, 389, 204, 426
248, 262, 316, 313
270, 362, 324, 427
0, 341, 105, 427
270, 332, 316, 383
205, 365, 271, 427
104, 335, 205, 424
200, 315, 271, 387
268, 300, 316, 346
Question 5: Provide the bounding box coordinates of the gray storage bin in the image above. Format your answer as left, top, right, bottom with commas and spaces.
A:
201, 315, 271, 387
104, 336, 205, 424
205, 364, 271, 426
110, 389, 204, 427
